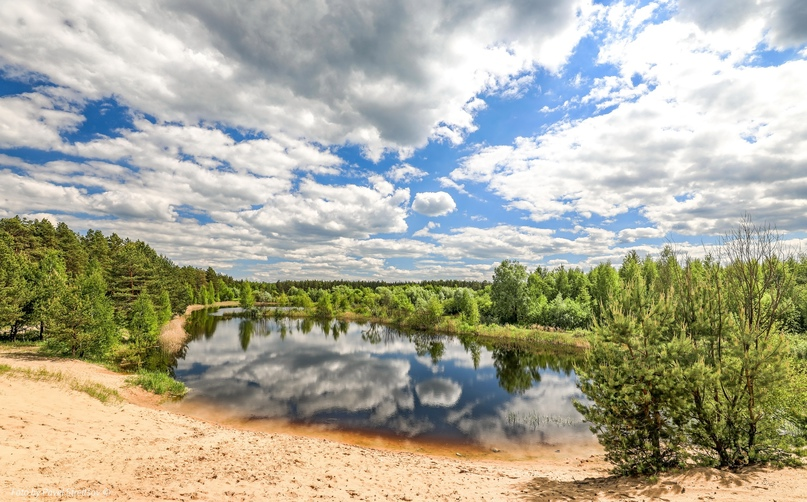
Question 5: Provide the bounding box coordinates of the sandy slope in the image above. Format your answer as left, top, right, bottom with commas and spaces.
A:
1, 308, 805, 500
0, 348, 598, 501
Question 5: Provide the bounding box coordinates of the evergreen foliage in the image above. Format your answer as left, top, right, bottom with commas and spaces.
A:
577, 218, 800, 473
0, 217, 235, 367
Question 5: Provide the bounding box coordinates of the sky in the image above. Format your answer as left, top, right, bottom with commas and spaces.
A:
1, 0, 806, 281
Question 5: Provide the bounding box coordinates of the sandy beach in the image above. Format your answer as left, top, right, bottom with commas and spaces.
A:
1, 307, 805, 500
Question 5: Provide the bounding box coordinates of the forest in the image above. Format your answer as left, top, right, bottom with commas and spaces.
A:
1, 215, 806, 473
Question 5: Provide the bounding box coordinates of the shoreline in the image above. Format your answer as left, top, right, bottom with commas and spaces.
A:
0, 346, 605, 501
159, 301, 238, 354
1, 347, 805, 500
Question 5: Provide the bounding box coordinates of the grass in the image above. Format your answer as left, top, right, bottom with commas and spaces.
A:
0, 364, 122, 404
471, 323, 590, 347
69, 380, 120, 403
128, 369, 187, 399
0, 339, 44, 348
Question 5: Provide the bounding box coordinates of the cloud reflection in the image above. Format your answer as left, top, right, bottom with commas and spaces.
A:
174, 315, 595, 446
415, 378, 462, 407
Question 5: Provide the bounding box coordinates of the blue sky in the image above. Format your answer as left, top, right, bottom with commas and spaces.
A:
1, 0, 806, 280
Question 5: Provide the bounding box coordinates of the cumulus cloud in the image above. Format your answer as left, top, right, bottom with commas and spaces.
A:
0, 0, 594, 157
411, 191, 456, 217
677, 0, 758, 31
413, 222, 440, 238
678, 0, 807, 47
240, 178, 410, 240
453, 6, 807, 237
437, 176, 477, 199
2, 1, 805, 281
0, 90, 85, 149
387, 163, 427, 183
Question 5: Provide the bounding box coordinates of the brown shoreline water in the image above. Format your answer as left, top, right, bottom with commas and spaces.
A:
161, 396, 601, 464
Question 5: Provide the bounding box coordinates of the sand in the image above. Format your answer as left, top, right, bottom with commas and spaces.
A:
159, 302, 239, 354
1, 307, 805, 500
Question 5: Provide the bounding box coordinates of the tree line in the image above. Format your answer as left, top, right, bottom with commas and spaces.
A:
0, 217, 239, 367
237, 247, 807, 340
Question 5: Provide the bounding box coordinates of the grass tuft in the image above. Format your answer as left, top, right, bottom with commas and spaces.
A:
128, 369, 187, 399
0, 365, 121, 404
70, 380, 121, 403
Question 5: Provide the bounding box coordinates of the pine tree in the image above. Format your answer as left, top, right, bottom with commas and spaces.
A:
0, 232, 27, 337
47, 264, 116, 358
578, 219, 795, 472
25, 251, 67, 341
128, 292, 159, 349
56, 222, 88, 277
155, 289, 173, 325
575, 280, 691, 474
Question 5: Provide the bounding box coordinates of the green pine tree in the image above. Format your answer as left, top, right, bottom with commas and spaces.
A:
128, 291, 159, 349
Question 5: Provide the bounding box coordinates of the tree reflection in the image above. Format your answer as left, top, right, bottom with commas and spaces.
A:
458, 334, 482, 369
186, 310, 584, 399
361, 324, 382, 344
488, 343, 583, 394
411, 333, 446, 365
185, 308, 221, 341
492, 347, 543, 394
334, 320, 348, 339
238, 320, 254, 351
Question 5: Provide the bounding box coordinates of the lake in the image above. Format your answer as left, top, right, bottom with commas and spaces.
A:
169, 307, 595, 451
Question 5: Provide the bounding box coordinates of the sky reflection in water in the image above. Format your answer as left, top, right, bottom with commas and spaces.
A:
174, 308, 594, 448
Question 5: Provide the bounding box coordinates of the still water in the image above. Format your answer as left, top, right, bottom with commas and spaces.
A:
172, 307, 594, 449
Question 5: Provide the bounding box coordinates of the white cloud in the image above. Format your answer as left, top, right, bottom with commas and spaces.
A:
453, 7, 807, 237
233, 179, 411, 242
426, 224, 618, 263
0, 90, 84, 149
437, 176, 476, 198
411, 191, 457, 217
617, 226, 667, 243
0, 0, 596, 157
677, 0, 807, 48
387, 163, 427, 183
413, 222, 440, 238
2, 1, 805, 281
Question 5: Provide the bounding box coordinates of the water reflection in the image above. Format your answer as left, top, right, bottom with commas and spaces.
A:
174, 308, 594, 448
